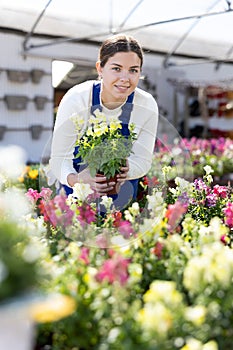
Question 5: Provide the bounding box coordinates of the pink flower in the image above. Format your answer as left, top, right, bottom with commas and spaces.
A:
40, 187, 53, 200
220, 234, 230, 245
79, 247, 90, 265
26, 188, 41, 203
165, 201, 188, 232
118, 220, 134, 239
223, 202, 233, 228
77, 204, 96, 227
38, 194, 74, 228
95, 255, 130, 286
96, 234, 109, 248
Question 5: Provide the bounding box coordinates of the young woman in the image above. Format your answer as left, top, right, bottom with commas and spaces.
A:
49, 34, 159, 202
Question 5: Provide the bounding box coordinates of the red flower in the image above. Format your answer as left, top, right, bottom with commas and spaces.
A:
111, 211, 122, 227
151, 241, 164, 259
143, 176, 159, 187
213, 184, 228, 199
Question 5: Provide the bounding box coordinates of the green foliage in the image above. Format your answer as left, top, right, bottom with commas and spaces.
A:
0, 220, 42, 302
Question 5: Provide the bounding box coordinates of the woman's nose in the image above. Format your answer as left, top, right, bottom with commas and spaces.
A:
120, 71, 129, 81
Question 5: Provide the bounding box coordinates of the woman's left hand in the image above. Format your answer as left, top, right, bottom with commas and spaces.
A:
115, 160, 129, 191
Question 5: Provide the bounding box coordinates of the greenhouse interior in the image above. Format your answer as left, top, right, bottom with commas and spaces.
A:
1, 1, 233, 349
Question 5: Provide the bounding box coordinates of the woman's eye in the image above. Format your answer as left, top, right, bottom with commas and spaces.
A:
130, 68, 138, 73
112, 67, 120, 71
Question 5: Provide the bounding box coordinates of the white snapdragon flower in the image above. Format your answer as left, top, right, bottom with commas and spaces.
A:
130, 202, 140, 216
72, 182, 94, 202
203, 165, 214, 175
147, 191, 165, 220
175, 176, 192, 191
101, 195, 113, 211
70, 113, 85, 137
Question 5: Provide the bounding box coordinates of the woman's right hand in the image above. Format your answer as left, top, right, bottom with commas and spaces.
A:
67, 168, 115, 196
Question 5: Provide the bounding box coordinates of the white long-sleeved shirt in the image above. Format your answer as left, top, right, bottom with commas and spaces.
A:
49, 80, 159, 187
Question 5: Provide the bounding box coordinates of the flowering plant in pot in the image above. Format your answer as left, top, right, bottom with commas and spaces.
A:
71, 109, 137, 193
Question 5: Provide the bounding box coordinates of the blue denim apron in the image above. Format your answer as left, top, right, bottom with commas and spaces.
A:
63, 82, 139, 201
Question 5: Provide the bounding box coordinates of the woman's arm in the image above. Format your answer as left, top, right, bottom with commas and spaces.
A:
127, 104, 158, 179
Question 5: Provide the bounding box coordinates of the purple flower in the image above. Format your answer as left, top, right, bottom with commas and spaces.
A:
206, 193, 217, 207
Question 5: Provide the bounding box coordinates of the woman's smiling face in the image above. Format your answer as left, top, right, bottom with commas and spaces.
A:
96, 51, 141, 108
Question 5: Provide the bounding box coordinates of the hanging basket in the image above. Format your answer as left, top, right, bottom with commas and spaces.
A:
31, 69, 45, 84
4, 95, 28, 110
30, 125, 43, 140
34, 96, 48, 110
7, 69, 30, 83
0, 126, 7, 140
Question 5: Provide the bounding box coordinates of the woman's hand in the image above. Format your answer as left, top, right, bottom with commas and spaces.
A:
115, 160, 129, 192
67, 168, 115, 196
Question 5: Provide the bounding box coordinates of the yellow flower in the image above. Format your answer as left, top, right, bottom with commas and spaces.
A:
18, 176, 24, 183
137, 303, 173, 336
144, 280, 182, 307
30, 294, 76, 323
181, 338, 218, 350
28, 169, 39, 179
25, 165, 30, 173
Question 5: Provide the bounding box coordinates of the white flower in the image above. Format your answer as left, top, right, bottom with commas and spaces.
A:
0, 187, 31, 220
203, 165, 214, 175
101, 195, 113, 211
129, 202, 140, 216
175, 176, 192, 191
70, 113, 85, 137
147, 191, 165, 220
0, 145, 26, 180
72, 182, 94, 202
185, 305, 207, 326
183, 242, 233, 293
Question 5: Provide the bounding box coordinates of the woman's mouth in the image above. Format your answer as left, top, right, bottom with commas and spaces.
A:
115, 85, 129, 92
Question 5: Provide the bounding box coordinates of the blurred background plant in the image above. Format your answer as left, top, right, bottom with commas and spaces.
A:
0, 145, 48, 303
150, 137, 233, 185
18, 163, 40, 192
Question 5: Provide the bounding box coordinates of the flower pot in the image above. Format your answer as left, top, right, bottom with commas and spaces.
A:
31, 69, 45, 84
96, 173, 118, 195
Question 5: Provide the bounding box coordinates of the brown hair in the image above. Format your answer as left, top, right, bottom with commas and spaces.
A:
98, 34, 143, 68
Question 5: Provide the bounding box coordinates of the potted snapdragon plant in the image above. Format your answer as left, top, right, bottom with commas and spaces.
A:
71, 109, 137, 194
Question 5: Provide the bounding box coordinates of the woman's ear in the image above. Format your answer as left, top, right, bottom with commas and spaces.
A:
96, 60, 102, 78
